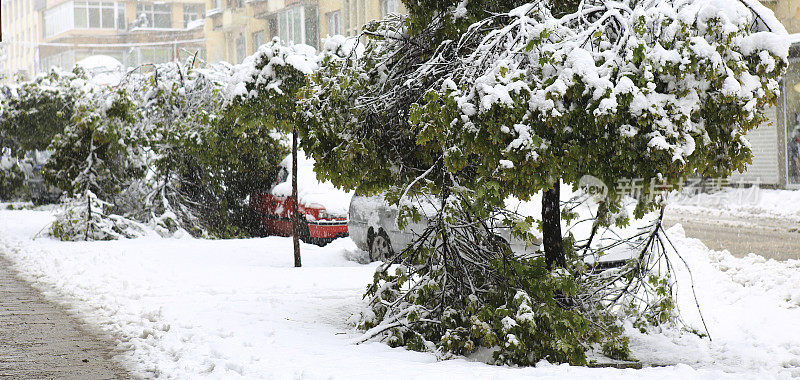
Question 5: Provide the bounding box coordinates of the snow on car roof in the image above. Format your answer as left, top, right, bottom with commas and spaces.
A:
271, 151, 353, 215
76, 55, 124, 86
77, 55, 124, 71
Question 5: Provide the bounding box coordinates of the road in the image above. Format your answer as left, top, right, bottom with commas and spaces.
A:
0, 255, 127, 379
663, 208, 800, 261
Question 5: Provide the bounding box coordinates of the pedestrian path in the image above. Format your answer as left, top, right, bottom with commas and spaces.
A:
0, 256, 126, 379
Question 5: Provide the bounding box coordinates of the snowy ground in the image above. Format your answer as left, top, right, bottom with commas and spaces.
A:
1, 205, 799, 379
667, 187, 800, 222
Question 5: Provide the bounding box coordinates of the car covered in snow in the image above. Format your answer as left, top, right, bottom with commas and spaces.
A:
250, 152, 352, 246
14, 151, 62, 205
76, 55, 125, 86
348, 192, 541, 261
26, 163, 62, 205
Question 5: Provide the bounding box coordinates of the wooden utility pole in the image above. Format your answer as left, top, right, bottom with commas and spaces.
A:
291, 124, 301, 267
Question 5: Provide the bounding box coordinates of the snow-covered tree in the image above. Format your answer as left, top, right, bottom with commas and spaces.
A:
304, 0, 788, 365
47, 86, 145, 241
45, 86, 141, 198
120, 52, 290, 238
412, 0, 787, 267
128, 59, 225, 237
50, 188, 145, 241
226, 38, 319, 264
0, 68, 85, 157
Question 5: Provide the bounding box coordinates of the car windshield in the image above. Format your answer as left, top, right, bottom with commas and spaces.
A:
272, 167, 289, 191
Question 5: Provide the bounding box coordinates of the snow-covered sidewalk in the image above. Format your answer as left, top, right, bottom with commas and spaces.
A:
1, 207, 799, 379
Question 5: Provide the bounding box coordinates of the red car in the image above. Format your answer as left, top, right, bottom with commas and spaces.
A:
250, 153, 351, 246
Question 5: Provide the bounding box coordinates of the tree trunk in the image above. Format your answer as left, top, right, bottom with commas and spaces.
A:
292, 125, 302, 268
542, 179, 565, 270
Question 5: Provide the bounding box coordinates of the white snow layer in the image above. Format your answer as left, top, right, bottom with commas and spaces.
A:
669, 187, 800, 220
225, 40, 319, 100
77, 55, 124, 71
1, 207, 800, 378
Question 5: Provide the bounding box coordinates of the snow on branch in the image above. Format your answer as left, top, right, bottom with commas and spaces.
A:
224, 39, 320, 100
423, 0, 788, 173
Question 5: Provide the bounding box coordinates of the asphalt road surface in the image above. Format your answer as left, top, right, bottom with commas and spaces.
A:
0, 255, 127, 379
664, 208, 800, 261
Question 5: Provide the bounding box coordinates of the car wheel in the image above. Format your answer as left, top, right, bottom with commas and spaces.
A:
369, 230, 393, 262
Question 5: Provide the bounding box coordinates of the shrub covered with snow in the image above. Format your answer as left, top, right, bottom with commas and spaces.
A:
45, 85, 145, 241
0, 68, 85, 157
50, 189, 145, 241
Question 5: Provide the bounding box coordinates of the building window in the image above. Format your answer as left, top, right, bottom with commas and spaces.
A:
252, 30, 266, 51
326, 11, 341, 36
117, 5, 126, 30
137, 3, 172, 29
359, 0, 366, 27
381, 0, 398, 17
74, 3, 87, 28
74, 2, 122, 29
343, 0, 350, 32
146, 47, 172, 64
343, 0, 367, 35
183, 4, 204, 28
278, 6, 304, 45
44, 1, 124, 38
235, 34, 245, 63
40, 50, 76, 71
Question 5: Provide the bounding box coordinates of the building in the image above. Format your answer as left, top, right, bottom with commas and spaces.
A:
203, 0, 272, 64
0, 0, 42, 80
203, 0, 404, 64
37, 0, 207, 73
729, 1, 800, 188
0, 0, 209, 81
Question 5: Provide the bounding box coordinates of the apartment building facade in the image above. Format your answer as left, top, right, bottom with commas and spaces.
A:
0, 0, 402, 79
0, 0, 42, 79
203, 0, 404, 64
38, 0, 207, 72
0, 0, 208, 81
